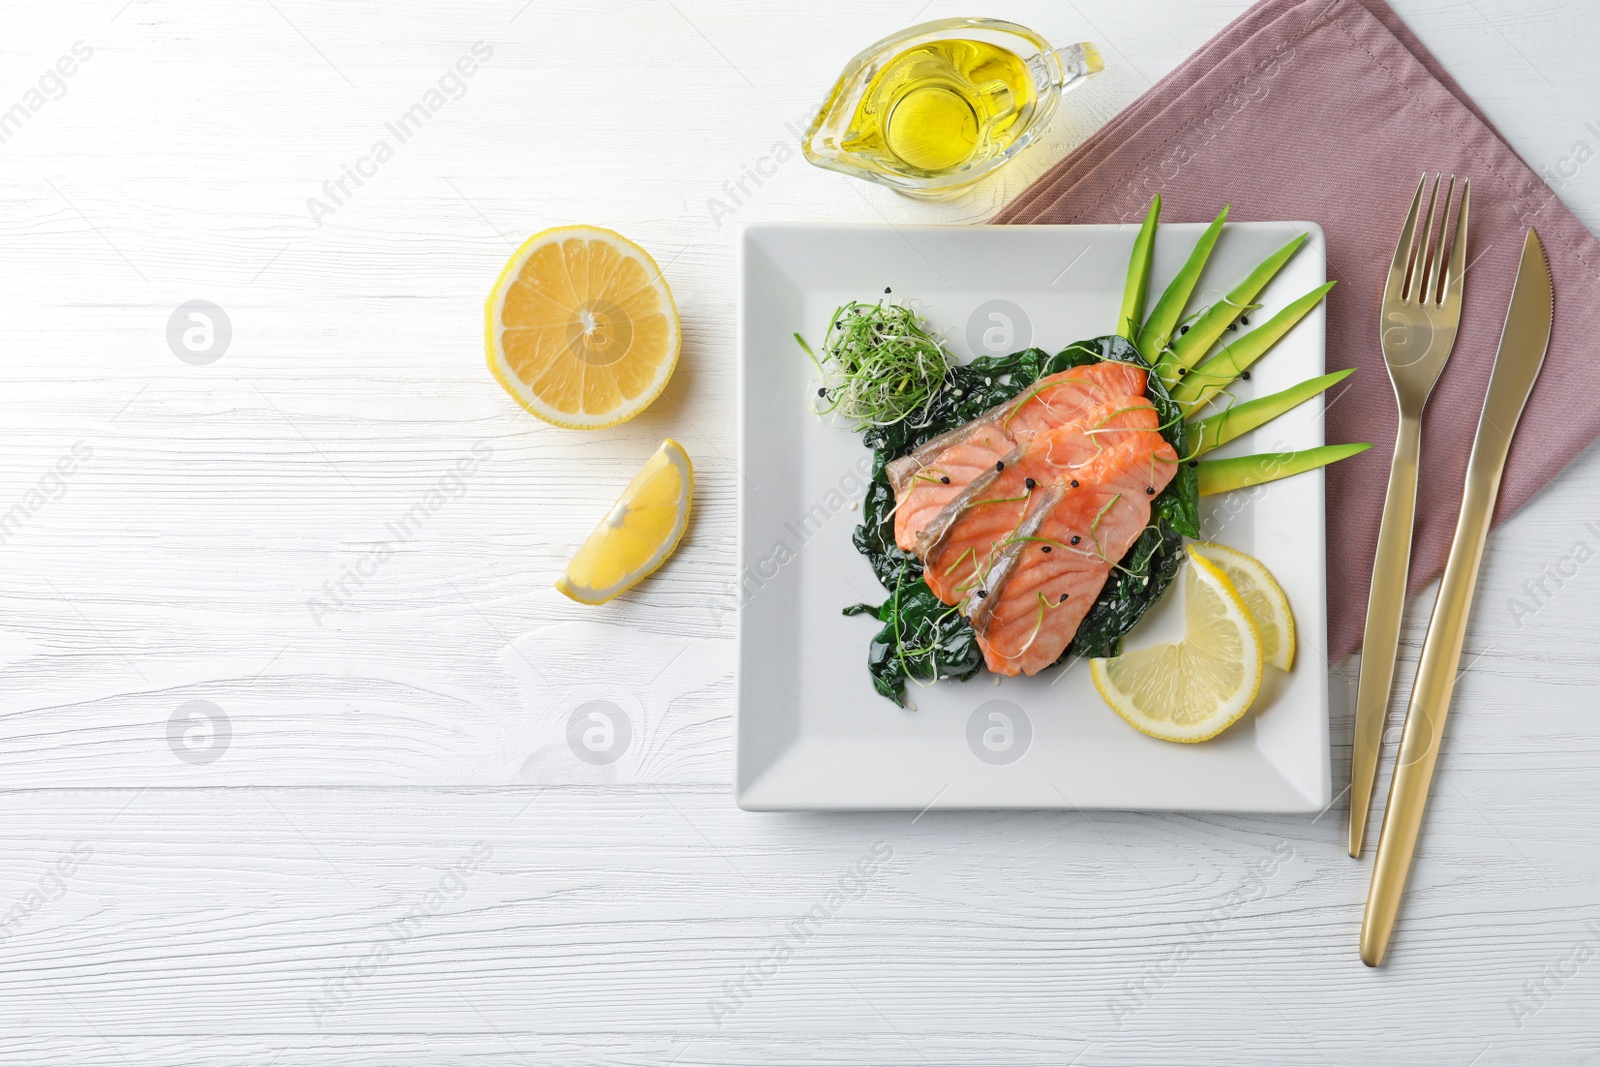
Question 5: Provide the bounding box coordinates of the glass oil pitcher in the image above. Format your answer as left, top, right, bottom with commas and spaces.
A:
802, 18, 1103, 199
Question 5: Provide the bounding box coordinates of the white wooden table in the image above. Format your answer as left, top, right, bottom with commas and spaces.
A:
4, 0, 1599, 1061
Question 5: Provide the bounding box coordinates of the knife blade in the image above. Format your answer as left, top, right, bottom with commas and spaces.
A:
1359, 228, 1554, 966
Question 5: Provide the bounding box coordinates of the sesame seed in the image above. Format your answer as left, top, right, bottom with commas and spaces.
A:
1024, 477, 1036, 490
1070, 535, 1081, 545
940, 475, 951, 484
1188, 459, 1199, 468
817, 387, 827, 397
1070, 479, 1079, 488
1241, 371, 1251, 380
1145, 486, 1155, 495
995, 461, 1005, 472
976, 589, 988, 599
1041, 545, 1052, 553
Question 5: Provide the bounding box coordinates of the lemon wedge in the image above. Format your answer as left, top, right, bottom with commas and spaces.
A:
557, 439, 693, 605
1090, 546, 1263, 743
1187, 541, 1295, 671
486, 225, 680, 430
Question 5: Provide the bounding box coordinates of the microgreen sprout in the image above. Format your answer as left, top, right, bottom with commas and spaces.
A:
968, 493, 1030, 508
800, 299, 953, 429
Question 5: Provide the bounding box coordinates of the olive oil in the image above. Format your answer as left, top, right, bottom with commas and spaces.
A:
803, 19, 1102, 198
845, 39, 1037, 176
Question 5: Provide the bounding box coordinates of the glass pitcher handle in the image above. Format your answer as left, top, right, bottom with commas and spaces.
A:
1029, 42, 1104, 95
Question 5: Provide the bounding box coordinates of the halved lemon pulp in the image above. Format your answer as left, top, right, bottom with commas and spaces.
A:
1090, 547, 1264, 743
557, 439, 693, 605
486, 225, 680, 430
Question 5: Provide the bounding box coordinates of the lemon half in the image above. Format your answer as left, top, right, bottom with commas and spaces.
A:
557, 439, 693, 605
486, 225, 680, 430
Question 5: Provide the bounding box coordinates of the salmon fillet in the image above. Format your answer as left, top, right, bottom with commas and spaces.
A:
890, 424, 1015, 554
920, 398, 1164, 607
975, 430, 1177, 675
888, 361, 1149, 551
887, 370, 1177, 677
1001, 360, 1148, 441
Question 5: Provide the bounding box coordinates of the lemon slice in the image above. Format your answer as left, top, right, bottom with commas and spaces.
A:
557, 439, 693, 605
1188, 541, 1295, 671
1090, 546, 1263, 743
486, 225, 680, 430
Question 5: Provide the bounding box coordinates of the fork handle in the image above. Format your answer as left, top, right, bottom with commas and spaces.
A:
1347, 413, 1422, 857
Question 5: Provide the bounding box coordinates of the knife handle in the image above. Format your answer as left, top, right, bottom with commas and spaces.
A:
1359, 454, 1502, 966
1348, 413, 1422, 857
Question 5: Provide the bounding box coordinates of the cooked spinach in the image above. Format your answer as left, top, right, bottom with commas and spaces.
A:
844, 334, 1197, 706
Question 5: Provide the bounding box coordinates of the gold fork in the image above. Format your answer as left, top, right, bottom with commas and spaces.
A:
1348, 173, 1470, 857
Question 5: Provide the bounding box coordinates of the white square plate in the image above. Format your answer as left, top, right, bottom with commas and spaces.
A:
736, 222, 1330, 812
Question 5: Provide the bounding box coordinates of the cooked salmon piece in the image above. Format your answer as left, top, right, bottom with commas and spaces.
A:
975, 431, 1178, 675
1000, 360, 1148, 442
879, 357, 1174, 677
890, 424, 1014, 553
971, 485, 1111, 669
888, 361, 1150, 551
920, 398, 1162, 606
918, 454, 1037, 605
961, 484, 1066, 633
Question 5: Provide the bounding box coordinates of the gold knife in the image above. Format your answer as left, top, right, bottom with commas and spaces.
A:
1360, 228, 1554, 967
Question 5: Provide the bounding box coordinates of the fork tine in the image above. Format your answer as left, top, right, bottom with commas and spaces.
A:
1442, 177, 1470, 310
1407, 174, 1440, 300
1386, 173, 1428, 299
1421, 175, 1455, 305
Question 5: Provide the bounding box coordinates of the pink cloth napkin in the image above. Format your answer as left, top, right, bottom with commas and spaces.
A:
994, 0, 1600, 662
